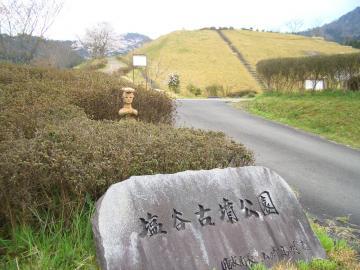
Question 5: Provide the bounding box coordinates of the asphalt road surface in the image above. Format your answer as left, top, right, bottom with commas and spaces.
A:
176, 99, 360, 225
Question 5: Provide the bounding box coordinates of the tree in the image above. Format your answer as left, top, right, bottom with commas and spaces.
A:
0, 0, 64, 63
80, 22, 116, 58
345, 39, 360, 49
285, 19, 304, 33
144, 58, 170, 89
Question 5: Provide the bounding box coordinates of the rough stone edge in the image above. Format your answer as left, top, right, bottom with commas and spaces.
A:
92, 195, 108, 270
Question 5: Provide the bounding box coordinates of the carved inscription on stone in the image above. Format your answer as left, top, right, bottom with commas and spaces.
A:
221, 240, 312, 270
139, 191, 277, 236
92, 166, 326, 270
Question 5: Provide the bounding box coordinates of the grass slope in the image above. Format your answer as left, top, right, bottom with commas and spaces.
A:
238, 91, 360, 149
223, 30, 359, 67
134, 30, 358, 96
134, 30, 261, 95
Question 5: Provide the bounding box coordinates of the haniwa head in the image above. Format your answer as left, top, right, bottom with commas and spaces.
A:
121, 87, 136, 104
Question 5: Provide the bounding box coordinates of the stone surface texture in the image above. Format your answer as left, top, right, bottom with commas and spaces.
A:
92, 166, 326, 270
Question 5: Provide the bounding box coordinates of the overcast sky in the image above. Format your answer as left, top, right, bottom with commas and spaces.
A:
48, 0, 359, 40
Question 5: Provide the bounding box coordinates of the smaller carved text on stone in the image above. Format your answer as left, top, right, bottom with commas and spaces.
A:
221, 240, 312, 270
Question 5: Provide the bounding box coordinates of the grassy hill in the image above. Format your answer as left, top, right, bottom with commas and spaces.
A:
223, 30, 358, 67
133, 29, 359, 96
134, 30, 260, 95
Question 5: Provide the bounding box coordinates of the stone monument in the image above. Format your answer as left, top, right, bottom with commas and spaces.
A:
92, 166, 326, 270
118, 87, 138, 119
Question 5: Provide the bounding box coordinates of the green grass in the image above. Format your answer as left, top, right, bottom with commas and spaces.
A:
248, 222, 359, 269
238, 90, 360, 149
2, 209, 359, 269
0, 201, 98, 269
297, 259, 337, 270
74, 58, 108, 71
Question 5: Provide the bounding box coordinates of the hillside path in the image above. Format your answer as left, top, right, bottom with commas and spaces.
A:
100, 57, 127, 74
176, 99, 360, 225
215, 30, 266, 90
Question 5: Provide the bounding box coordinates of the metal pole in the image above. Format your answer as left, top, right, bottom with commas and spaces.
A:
145, 67, 148, 90
132, 50, 135, 84
133, 68, 135, 84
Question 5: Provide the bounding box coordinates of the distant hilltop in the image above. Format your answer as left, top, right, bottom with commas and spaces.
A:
299, 6, 360, 43
0, 32, 151, 68
74, 32, 152, 58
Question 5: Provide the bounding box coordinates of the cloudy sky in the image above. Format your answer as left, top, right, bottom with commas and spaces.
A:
48, 0, 359, 40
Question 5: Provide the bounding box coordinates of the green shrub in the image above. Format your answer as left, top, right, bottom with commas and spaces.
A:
206, 84, 224, 97
257, 53, 360, 92
187, 83, 202, 96
0, 63, 175, 142
0, 118, 254, 229
227, 90, 257, 98
168, 73, 180, 93
345, 39, 360, 49
0, 62, 254, 236
70, 76, 175, 124
298, 259, 338, 270
347, 76, 360, 91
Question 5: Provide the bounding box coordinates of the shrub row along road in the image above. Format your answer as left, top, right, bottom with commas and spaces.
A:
176, 99, 360, 225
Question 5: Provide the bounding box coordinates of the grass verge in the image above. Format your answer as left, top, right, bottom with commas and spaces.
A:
74, 58, 108, 71
2, 209, 359, 269
236, 91, 360, 149
0, 199, 98, 269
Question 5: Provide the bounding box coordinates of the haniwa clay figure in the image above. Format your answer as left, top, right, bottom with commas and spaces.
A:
119, 87, 138, 118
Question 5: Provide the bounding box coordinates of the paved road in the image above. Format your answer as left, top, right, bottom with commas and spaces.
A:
176, 99, 360, 225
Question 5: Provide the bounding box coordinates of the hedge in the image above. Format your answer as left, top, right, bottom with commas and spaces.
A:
256, 53, 360, 92
0, 63, 254, 231
0, 63, 175, 141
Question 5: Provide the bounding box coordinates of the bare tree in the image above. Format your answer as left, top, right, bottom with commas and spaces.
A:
285, 19, 304, 33
148, 58, 169, 81
144, 57, 170, 89
0, 0, 64, 63
80, 22, 116, 58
